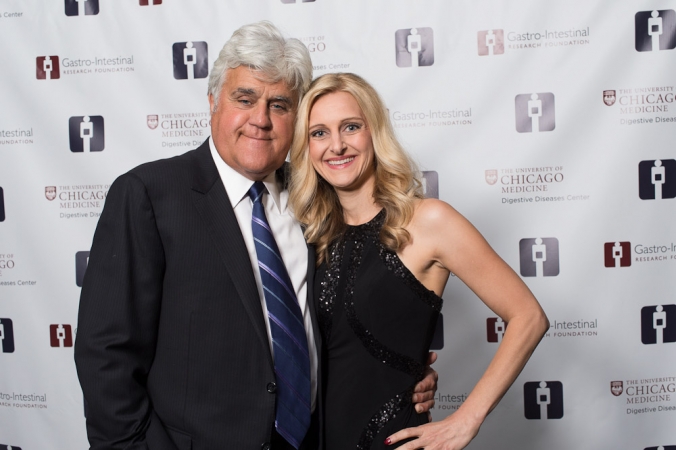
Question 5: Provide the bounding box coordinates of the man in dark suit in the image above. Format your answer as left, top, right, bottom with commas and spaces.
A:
74, 21, 436, 450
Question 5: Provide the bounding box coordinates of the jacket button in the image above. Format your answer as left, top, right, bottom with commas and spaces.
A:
267, 382, 277, 393
261, 443, 271, 450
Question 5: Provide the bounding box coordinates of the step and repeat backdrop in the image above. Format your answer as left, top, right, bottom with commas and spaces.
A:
1, 0, 675, 448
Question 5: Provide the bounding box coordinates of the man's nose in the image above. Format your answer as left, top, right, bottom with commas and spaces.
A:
250, 103, 272, 129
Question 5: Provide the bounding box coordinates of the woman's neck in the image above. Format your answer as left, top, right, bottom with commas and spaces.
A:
336, 180, 381, 226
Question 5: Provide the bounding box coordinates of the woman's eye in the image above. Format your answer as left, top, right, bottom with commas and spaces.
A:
311, 130, 325, 138
345, 123, 361, 132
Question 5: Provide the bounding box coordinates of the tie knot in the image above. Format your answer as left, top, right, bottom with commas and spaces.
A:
248, 181, 266, 204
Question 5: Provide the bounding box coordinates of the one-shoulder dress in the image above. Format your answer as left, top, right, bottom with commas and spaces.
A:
315, 210, 443, 450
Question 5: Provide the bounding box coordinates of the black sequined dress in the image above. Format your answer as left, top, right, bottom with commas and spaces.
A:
316, 210, 442, 450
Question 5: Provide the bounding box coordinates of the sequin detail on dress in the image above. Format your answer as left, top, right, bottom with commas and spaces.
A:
357, 387, 413, 450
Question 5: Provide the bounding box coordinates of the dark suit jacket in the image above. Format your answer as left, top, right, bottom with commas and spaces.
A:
74, 140, 322, 450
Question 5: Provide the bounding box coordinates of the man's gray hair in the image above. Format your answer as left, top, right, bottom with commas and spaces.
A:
208, 21, 313, 109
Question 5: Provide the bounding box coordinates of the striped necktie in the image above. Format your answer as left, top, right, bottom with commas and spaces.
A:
248, 181, 311, 449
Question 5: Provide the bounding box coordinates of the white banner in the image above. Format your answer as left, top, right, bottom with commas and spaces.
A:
1, 1, 675, 448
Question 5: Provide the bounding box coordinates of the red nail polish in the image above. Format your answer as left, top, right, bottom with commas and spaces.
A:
384, 437, 391, 445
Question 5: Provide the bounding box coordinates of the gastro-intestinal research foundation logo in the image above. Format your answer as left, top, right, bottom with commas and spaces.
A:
639, 159, 676, 200
604, 242, 631, 267
0, 318, 15, 353
519, 238, 559, 277
0, 391, 48, 410
69, 116, 104, 153
503, 26, 590, 50
45, 184, 109, 219
147, 111, 210, 150
477, 29, 505, 56
76, 251, 90, 287
391, 107, 472, 129
50, 324, 74, 347
635, 10, 676, 52
613, 375, 676, 416
172, 41, 208, 80
641, 305, 676, 345
487, 317, 506, 342
0, 128, 34, 146
50, 54, 135, 75
65, 0, 99, 16
524, 381, 564, 419
395, 28, 434, 67
36, 56, 60, 79
515, 93, 555, 133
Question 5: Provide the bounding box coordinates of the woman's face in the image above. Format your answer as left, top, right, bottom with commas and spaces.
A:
307, 91, 375, 193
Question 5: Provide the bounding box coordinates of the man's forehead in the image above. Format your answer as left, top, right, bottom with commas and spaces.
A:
226, 67, 294, 97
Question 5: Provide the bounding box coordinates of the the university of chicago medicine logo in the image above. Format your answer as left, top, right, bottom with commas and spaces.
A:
524, 381, 564, 419
641, 305, 676, 344
147, 115, 159, 130
76, 251, 90, 287
477, 29, 505, 56
64, 0, 99, 16
45, 186, 57, 201
515, 93, 555, 133
50, 324, 74, 347
36, 56, 60, 80
487, 317, 506, 343
485, 170, 498, 185
638, 159, 676, 200
603, 90, 616, 106
172, 42, 208, 80
610, 381, 623, 396
422, 171, 439, 199
0, 318, 15, 353
395, 28, 434, 67
635, 10, 676, 52
519, 238, 559, 277
69, 116, 105, 153
604, 242, 631, 267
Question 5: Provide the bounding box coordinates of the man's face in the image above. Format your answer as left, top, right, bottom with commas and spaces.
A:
209, 66, 297, 181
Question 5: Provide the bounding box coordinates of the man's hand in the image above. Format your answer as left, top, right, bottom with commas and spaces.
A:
412, 351, 438, 414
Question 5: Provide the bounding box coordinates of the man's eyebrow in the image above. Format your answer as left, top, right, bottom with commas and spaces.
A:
232, 87, 257, 96
270, 95, 293, 106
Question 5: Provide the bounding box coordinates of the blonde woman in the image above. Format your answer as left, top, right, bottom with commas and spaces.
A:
289, 73, 548, 450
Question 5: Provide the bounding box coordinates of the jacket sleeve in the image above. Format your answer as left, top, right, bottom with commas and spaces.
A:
74, 172, 166, 450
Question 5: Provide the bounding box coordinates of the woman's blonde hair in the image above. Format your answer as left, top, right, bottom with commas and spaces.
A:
289, 73, 423, 264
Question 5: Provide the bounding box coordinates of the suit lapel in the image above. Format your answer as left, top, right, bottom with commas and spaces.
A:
189, 141, 273, 366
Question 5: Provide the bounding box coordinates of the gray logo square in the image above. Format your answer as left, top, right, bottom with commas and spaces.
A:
515, 93, 555, 133
478, 30, 504, 56
519, 237, 559, 277
395, 28, 434, 67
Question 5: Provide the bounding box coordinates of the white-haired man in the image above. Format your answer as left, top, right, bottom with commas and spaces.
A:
75, 21, 436, 450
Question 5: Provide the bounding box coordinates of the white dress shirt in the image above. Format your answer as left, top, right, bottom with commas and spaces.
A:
209, 137, 317, 409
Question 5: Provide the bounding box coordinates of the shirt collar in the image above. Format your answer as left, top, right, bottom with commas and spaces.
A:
209, 136, 283, 213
